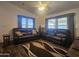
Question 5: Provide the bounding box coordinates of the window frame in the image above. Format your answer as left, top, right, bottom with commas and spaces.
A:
45, 14, 68, 30
47, 18, 56, 29
57, 16, 68, 29
18, 15, 35, 29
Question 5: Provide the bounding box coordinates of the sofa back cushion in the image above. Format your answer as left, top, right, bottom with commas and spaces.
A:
13, 28, 37, 37
46, 29, 57, 35
57, 29, 70, 35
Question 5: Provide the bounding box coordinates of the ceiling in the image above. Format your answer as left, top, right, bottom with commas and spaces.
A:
10, 1, 79, 16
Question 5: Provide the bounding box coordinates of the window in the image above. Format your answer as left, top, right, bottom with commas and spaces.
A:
22, 17, 27, 28
18, 15, 35, 28
58, 17, 68, 29
27, 19, 34, 28
48, 19, 56, 29
46, 16, 68, 29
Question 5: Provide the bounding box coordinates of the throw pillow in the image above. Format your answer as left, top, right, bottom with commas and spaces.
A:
32, 29, 37, 35
15, 31, 23, 36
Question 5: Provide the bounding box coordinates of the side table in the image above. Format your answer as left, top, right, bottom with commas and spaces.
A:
3, 34, 10, 47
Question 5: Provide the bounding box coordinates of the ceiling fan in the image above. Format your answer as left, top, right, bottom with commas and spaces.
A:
34, 1, 48, 11
21, 1, 49, 11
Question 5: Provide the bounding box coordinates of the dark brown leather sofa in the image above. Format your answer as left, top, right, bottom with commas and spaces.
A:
12, 28, 39, 44
41, 29, 72, 48
12, 28, 72, 48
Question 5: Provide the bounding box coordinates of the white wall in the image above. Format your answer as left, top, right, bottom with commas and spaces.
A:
35, 15, 46, 31
0, 2, 35, 43
46, 8, 79, 37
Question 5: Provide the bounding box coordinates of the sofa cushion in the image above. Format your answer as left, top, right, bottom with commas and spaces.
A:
52, 36, 62, 40
22, 32, 32, 35
56, 33, 66, 38
15, 31, 23, 36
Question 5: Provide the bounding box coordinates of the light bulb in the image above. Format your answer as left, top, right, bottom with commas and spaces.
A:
38, 6, 45, 11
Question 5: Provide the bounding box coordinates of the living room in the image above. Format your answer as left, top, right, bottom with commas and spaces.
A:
0, 1, 79, 57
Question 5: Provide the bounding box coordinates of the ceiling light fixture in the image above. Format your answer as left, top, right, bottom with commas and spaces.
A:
34, 2, 48, 11
38, 6, 46, 11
